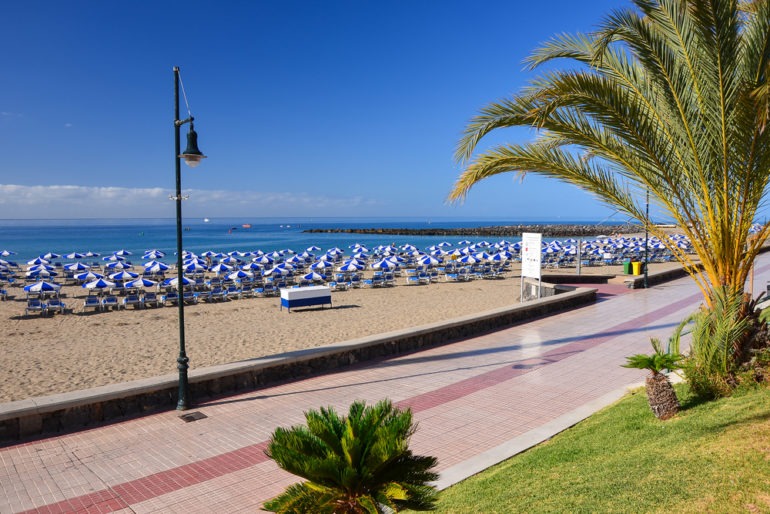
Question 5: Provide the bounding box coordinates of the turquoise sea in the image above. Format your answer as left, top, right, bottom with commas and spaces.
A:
0, 217, 607, 263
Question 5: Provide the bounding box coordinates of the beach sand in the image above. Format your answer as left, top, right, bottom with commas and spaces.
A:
0, 261, 683, 403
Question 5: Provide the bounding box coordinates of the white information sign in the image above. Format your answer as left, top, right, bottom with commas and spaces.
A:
521, 232, 542, 279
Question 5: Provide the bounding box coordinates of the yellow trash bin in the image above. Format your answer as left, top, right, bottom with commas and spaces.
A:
631, 261, 642, 275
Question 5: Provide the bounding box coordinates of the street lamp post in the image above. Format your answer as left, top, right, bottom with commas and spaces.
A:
173, 66, 206, 410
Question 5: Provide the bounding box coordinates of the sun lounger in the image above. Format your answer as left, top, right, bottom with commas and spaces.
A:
329, 281, 349, 291
122, 294, 144, 309
225, 285, 242, 299
47, 298, 66, 314
25, 298, 47, 316
101, 295, 120, 311
83, 296, 102, 312
406, 275, 421, 286
143, 292, 160, 308
163, 291, 180, 306
183, 291, 199, 304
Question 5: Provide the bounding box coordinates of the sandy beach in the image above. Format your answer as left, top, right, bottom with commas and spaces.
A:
0, 261, 683, 403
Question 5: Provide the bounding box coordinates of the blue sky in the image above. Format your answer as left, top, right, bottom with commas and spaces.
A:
1, 0, 628, 221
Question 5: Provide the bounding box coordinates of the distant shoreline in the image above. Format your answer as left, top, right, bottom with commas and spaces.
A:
303, 224, 643, 238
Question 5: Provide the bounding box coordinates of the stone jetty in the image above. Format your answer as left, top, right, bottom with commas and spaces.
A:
303, 224, 641, 238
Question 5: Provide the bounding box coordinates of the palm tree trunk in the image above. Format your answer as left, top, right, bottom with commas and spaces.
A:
645, 372, 680, 420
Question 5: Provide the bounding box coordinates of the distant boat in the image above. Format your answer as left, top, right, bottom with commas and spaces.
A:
203, 218, 210, 223
242, 223, 252, 229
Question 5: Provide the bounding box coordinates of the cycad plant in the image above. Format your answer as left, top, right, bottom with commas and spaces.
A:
450, 0, 770, 392
263, 399, 439, 513
624, 338, 683, 420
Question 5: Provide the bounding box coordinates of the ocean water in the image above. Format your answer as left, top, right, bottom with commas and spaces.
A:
0, 217, 605, 263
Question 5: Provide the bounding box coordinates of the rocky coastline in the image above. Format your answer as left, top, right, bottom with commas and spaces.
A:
303, 224, 642, 238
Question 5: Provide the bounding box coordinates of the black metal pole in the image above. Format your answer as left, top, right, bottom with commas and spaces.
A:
174, 66, 189, 410
644, 187, 650, 289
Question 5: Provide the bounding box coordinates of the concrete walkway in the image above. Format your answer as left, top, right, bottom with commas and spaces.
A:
3, 254, 769, 513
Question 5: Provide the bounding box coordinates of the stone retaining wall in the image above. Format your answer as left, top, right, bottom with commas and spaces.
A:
0, 286, 596, 444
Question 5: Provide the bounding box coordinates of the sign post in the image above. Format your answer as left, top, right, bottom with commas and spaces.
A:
520, 232, 542, 301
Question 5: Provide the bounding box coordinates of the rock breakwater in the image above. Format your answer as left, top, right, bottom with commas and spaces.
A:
303, 224, 641, 238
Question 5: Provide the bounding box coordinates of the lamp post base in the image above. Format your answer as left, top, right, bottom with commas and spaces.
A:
176, 355, 189, 410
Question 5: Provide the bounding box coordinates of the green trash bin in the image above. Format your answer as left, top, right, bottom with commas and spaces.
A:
632, 261, 642, 275
623, 261, 632, 274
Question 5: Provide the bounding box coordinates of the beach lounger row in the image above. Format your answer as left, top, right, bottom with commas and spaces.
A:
25, 298, 66, 316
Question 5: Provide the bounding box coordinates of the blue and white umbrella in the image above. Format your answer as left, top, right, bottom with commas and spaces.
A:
64, 262, 90, 271
124, 278, 157, 289
25, 269, 58, 278
418, 256, 440, 266
0, 250, 16, 257
371, 259, 398, 270
27, 263, 55, 272
306, 245, 322, 252
103, 254, 126, 262
337, 262, 363, 272
40, 252, 61, 260
65, 252, 86, 259
75, 271, 104, 282
227, 270, 253, 280
23, 281, 61, 293
242, 262, 263, 271
143, 250, 166, 259
184, 257, 208, 267
143, 260, 169, 269
438, 242, 453, 247
109, 270, 139, 281
144, 263, 170, 275
105, 261, 133, 270
310, 260, 334, 271
302, 271, 325, 282
220, 256, 242, 265
84, 251, 100, 257
183, 262, 207, 273
166, 276, 195, 287
265, 266, 291, 276
210, 263, 233, 274
83, 278, 116, 290
113, 249, 133, 256
286, 255, 305, 265
27, 257, 50, 266
253, 255, 274, 265
458, 254, 479, 264
489, 252, 511, 262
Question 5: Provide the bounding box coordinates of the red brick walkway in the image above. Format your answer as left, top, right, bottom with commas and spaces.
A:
3, 257, 768, 513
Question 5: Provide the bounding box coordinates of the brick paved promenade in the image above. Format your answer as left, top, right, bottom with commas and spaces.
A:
3, 254, 769, 513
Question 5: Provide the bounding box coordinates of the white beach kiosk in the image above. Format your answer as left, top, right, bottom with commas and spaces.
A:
280, 285, 332, 312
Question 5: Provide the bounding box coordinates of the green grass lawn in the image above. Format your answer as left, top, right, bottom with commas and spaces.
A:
434, 384, 770, 513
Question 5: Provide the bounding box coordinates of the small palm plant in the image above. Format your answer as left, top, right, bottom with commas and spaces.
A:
623, 338, 683, 420
263, 399, 439, 513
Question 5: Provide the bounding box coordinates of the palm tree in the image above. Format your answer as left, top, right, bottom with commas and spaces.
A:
263, 399, 439, 513
624, 338, 683, 419
450, 0, 770, 311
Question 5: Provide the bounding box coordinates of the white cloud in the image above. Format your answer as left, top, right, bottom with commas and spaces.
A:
0, 184, 382, 219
